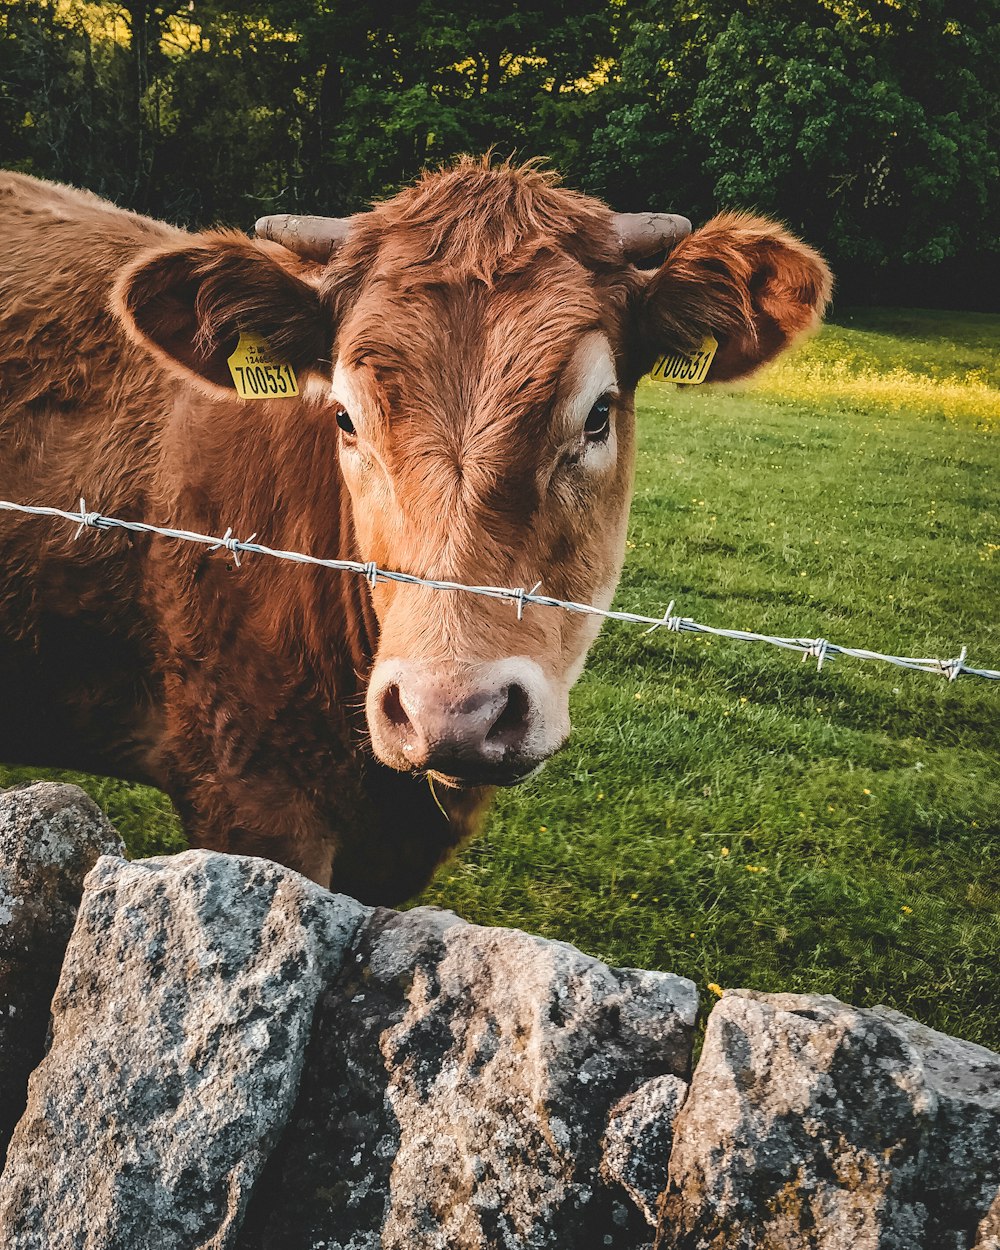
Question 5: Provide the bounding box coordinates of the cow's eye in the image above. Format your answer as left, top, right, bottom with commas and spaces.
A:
335, 408, 356, 437
584, 396, 612, 442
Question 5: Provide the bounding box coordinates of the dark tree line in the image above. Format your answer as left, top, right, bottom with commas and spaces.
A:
2, 0, 997, 307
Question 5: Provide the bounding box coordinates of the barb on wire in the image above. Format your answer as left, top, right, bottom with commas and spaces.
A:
73, 497, 106, 540
513, 580, 543, 621
645, 599, 681, 636
939, 646, 968, 684
0, 497, 997, 684
803, 637, 829, 671
208, 525, 257, 568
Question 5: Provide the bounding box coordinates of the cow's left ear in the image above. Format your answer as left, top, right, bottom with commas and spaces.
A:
638, 212, 832, 383
113, 231, 330, 398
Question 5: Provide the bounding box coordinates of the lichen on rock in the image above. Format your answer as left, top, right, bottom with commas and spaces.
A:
0, 849, 368, 1250
657, 990, 1000, 1250
0, 782, 124, 1163
238, 906, 698, 1249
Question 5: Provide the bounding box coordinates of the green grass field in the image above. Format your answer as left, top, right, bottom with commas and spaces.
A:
3, 307, 998, 1047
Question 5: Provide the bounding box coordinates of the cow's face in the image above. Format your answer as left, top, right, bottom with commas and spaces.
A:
117, 161, 830, 790
325, 240, 643, 788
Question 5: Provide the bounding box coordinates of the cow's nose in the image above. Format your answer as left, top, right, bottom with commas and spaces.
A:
367, 662, 544, 785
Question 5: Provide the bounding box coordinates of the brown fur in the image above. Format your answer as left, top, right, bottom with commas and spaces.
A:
641, 210, 834, 381
0, 158, 831, 900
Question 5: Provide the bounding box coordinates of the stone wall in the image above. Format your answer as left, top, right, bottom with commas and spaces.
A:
0, 782, 996, 1249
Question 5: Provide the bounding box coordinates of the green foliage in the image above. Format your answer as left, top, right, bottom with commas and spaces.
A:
1, 1, 997, 303
686, 2, 1000, 276
2, 309, 997, 1047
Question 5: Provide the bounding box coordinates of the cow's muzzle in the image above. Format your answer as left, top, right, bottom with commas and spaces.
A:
366, 658, 568, 786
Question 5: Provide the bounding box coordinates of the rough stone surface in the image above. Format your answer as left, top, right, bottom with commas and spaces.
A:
974, 1190, 1000, 1250
237, 906, 698, 1249
0, 782, 124, 1163
656, 990, 1000, 1250
3, 784, 993, 1250
602, 1073, 688, 1227
0, 850, 368, 1250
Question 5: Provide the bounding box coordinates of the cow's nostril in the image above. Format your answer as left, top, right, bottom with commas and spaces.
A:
381, 683, 411, 729
486, 682, 530, 745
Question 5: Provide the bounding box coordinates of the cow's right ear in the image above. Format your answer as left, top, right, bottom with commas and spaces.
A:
113, 232, 330, 398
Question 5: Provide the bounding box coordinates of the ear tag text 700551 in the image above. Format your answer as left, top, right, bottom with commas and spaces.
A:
227, 332, 299, 399
649, 334, 718, 386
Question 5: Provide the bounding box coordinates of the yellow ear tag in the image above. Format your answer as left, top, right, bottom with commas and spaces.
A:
226, 332, 299, 399
649, 334, 718, 386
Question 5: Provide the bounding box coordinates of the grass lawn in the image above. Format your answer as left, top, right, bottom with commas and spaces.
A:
2, 307, 998, 1048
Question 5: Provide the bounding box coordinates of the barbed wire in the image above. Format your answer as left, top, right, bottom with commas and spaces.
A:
0, 497, 996, 683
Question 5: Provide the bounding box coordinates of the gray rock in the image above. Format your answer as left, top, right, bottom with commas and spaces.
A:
237, 906, 698, 1249
869, 1005, 1000, 1249
0, 782, 124, 1163
603, 1073, 688, 1227
656, 990, 1000, 1250
0, 850, 368, 1250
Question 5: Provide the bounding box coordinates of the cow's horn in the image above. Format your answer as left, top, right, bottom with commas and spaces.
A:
612, 212, 692, 261
253, 214, 354, 262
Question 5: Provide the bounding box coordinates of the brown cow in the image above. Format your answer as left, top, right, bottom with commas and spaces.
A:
0, 157, 830, 901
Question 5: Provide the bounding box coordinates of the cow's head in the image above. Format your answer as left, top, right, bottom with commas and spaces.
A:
116, 158, 831, 790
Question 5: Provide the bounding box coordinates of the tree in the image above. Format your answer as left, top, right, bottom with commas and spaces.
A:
682, 1, 1000, 297
0, 0, 996, 305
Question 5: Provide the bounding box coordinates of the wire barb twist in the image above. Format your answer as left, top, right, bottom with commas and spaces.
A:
72, 498, 105, 541
513, 581, 543, 621
207, 526, 257, 568
939, 646, 969, 684
0, 497, 996, 684
645, 600, 683, 636
802, 637, 830, 671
